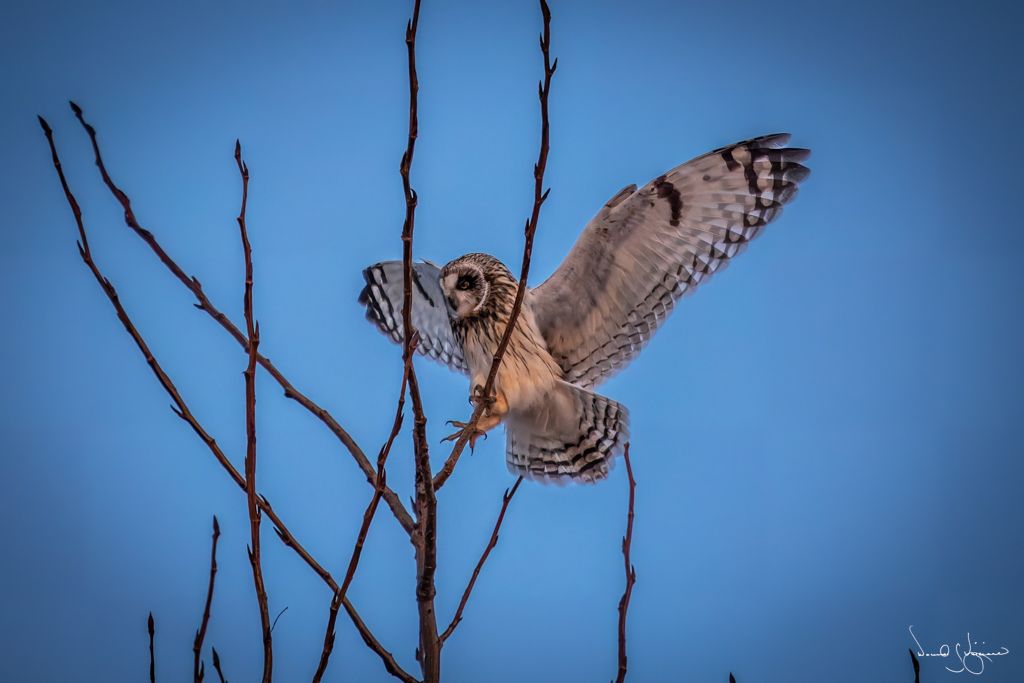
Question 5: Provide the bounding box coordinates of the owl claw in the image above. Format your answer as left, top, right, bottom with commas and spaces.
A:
442, 420, 488, 451
471, 384, 496, 409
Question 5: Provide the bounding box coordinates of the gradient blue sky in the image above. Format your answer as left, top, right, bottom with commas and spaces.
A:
3, 1, 1022, 681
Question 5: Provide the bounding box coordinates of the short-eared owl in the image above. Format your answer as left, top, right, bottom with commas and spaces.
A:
360, 134, 810, 483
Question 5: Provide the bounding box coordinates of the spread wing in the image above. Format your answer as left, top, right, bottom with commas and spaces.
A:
358, 260, 468, 374
532, 133, 810, 389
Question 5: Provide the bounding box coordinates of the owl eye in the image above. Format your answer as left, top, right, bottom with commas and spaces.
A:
455, 275, 475, 291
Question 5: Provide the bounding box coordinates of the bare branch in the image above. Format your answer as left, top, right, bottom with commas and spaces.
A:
313, 344, 415, 682
193, 516, 221, 683
312, 595, 342, 683
440, 476, 523, 644
236, 142, 273, 682
614, 444, 637, 683
434, 0, 556, 490
66, 102, 415, 536
148, 612, 156, 683
39, 119, 417, 683
396, 1, 442, 680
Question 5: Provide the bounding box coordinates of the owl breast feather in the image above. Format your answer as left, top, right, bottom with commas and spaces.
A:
459, 300, 563, 413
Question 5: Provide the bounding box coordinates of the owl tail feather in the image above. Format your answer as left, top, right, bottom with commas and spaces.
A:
505, 381, 629, 484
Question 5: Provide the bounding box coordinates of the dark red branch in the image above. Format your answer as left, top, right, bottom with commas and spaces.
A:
312, 596, 342, 683
148, 612, 156, 683
434, 0, 556, 490
39, 118, 417, 683
65, 102, 414, 536
439, 476, 523, 644
193, 516, 221, 683
615, 444, 637, 683
312, 345, 415, 682
396, 2, 441, 680
236, 142, 273, 683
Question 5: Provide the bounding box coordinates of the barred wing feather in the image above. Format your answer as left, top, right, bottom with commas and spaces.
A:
531, 133, 810, 390
359, 260, 468, 374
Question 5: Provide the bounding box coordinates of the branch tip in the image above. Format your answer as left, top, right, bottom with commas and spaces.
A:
434, 0, 556, 492
440, 476, 523, 644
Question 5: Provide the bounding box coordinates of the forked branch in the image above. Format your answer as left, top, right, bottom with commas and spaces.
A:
43, 2, 561, 679
39, 118, 417, 683
66, 102, 414, 536
313, 340, 416, 682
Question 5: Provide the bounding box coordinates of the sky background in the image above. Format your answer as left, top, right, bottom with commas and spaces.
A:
2, 0, 1022, 681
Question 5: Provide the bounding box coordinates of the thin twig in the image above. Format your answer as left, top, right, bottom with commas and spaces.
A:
439, 476, 523, 644
66, 102, 415, 536
312, 347, 414, 682
39, 118, 417, 683
270, 607, 289, 633
236, 142, 273, 683
909, 648, 920, 683
433, 0, 556, 490
193, 516, 221, 683
312, 598, 342, 683
614, 444, 637, 683
148, 612, 156, 683
211, 647, 227, 683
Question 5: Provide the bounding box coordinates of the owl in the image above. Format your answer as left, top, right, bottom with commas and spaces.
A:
359, 134, 810, 483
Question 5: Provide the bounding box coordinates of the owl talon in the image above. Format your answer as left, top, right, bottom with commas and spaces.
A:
442, 420, 488, 451
471, 384, 496, 409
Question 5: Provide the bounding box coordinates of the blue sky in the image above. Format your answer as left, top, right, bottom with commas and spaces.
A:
2, 0, 1022, 681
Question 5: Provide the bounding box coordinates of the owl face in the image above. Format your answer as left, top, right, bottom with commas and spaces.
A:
440, 261, 489, 319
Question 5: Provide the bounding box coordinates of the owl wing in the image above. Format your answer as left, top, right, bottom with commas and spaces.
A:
359, 260, 469, 374
531, 133, 810, 389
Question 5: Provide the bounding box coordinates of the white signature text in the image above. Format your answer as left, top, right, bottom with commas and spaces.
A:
909, 625, 1010, 675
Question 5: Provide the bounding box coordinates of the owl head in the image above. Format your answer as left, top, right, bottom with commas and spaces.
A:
439, 253, 512, 319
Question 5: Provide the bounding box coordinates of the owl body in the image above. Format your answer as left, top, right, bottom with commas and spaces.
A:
444, 254, 563, 416
359, 134, 811, 483
458, 305, 561, 415
440, 255, 623, 482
